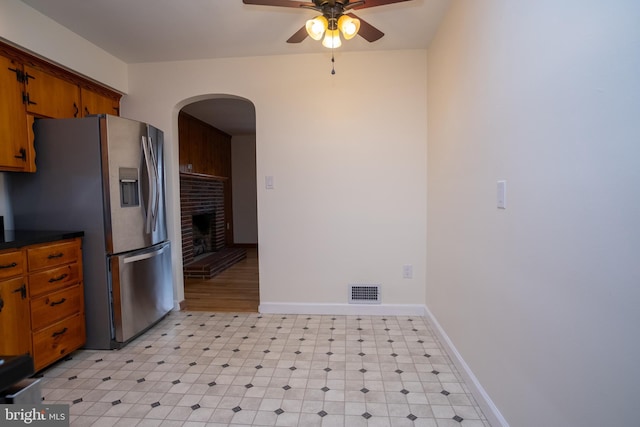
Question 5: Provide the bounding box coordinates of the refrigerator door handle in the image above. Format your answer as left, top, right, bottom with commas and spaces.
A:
123, 244, 167, 264
141, 136, 155, 234
148, 136, 160, 232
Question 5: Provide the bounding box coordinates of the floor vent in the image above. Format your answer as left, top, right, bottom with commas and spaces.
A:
349, 284, 381, 304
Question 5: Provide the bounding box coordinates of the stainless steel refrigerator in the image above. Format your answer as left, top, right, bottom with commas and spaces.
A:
10, 115, 173, 349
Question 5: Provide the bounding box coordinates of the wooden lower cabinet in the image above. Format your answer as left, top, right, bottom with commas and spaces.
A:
0, 237, 85, 371
30, 285, 83, 331
29, 263, 81, 297
0, 248, 30, 356
32, 313, 85, 370
0, 275, 31, 356
28, 237, 85, 371
27, 239, 82, 271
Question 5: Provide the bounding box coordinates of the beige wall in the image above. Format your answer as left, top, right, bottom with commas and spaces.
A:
427, 1, 640, 426
10, 1, 637, 423
0, 1, 428, 312
123, 50, 428, 307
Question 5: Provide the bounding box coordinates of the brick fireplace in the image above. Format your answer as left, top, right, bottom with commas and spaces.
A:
179, 172, 247, 279
179, 173, 226, 266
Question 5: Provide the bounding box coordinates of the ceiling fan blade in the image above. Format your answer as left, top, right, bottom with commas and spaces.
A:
287, 26, 309, 43
349, 0, 412, 10
347, 13, 384, 42
242, 0, 314, 8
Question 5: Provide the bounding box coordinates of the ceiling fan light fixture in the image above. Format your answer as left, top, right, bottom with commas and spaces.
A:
337, 15, 360, 40
322, 29, 342, 49
305, 15, 328, 40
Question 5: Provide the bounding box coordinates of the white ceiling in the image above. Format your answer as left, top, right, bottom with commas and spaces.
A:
19, 0, 449, 135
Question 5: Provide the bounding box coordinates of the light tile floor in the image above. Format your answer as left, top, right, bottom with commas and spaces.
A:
40, 312, 491, 427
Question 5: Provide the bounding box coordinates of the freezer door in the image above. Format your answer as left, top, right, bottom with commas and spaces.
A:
110, 242, 173, 344
103, 115, 167, 254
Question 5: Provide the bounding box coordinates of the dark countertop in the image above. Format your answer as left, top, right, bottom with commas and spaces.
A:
0, 230, 84, 250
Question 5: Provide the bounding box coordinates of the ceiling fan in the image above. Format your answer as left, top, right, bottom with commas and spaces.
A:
242, 0, 412, 46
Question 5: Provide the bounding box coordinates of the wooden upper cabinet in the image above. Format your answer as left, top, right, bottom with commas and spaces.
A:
24, 65, 81, 119
81, 88, 120, 117
0, 41, 121, 173
0, 56, 31, 171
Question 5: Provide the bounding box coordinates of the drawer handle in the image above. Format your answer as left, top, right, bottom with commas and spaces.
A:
0, 262, 18, 269
52, 327, 68, 338
47, 253, 64, 259
50, 298, 67, 307
49, 273, 69, 283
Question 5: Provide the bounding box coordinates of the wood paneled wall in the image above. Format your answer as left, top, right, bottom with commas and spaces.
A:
179, 111, 231, 177
178, 110, 234, 245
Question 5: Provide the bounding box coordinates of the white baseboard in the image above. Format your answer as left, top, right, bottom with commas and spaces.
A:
258, 302, 425, 316
423, 305, 510, 427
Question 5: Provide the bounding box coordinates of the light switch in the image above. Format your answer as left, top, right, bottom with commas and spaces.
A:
265, 176, 274, 190
497, 180, 506, 209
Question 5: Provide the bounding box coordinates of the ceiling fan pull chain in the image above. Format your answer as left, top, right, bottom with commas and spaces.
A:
331, 52, 336, 75
331, 6, 336, 75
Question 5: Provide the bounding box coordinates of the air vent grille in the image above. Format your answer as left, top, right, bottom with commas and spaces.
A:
349, 284, 381, 304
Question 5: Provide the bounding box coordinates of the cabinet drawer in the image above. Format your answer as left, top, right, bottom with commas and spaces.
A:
28, 240, 81, 271
0, 250, 25, 280
32, 313, 85, 372
30, 285, 83, 331
29, 263, 81, 297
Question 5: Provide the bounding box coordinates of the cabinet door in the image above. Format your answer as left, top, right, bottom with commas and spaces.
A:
0, 56, 30, 171
81, 88, 119, 117
0, 276, 31, 355
24, 65, 80, 119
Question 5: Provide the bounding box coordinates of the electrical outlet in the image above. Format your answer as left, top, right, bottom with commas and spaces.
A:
402, 264, 413, 279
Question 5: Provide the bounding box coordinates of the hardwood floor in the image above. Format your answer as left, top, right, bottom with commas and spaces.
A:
183, 247, 259, 312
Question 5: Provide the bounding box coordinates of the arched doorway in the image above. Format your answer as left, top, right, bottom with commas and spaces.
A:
177, 95, 258, 311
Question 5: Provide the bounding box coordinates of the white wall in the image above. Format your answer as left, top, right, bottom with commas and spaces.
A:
123, 50, 428, 308
426, 1, 640, 427
232, 134, 258, 245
